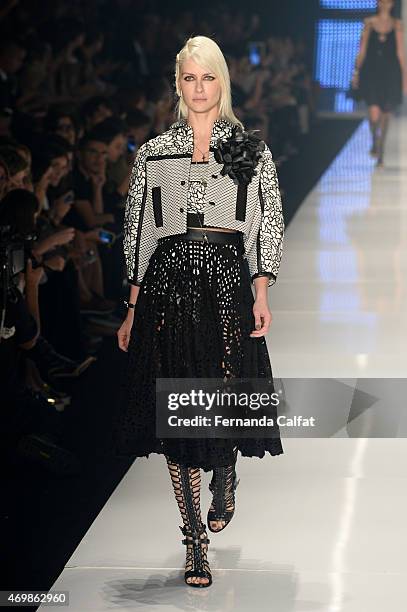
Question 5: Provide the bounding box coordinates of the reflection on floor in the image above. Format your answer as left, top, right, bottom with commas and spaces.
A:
272, 116, 407, 378
40, 116, 407, 611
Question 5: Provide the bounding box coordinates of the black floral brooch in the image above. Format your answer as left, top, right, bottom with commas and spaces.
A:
214, 126, 265, 185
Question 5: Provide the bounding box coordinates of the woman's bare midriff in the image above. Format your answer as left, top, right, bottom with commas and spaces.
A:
187, 226, 237, 233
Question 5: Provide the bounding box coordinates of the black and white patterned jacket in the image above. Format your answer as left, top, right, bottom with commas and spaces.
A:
124, 116, 284, 287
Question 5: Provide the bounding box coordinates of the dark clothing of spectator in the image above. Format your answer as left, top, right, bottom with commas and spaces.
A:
37, 256, 86, 361
0, 285, 38, 399
0, 70, 18, 113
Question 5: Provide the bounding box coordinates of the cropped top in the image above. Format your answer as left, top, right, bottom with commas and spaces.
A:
187, 161, 211, 228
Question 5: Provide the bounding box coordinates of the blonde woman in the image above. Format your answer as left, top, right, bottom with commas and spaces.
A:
113, 35, 285, 588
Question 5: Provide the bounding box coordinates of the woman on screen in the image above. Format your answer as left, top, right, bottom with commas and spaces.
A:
352, 0, 407, 166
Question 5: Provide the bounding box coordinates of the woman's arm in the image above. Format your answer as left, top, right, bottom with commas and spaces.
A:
73, 199, 114, 228
116, 166, 132, 197
32, 227, 75, 257
90, 172, 106, 214
395, 19, 407, 92
123, 141, 158, 286
242, 144, 284, 338
23, 259, 42, 337
354, 17, 372, 72
244, 143, 284, 290
117, 282, 141, 352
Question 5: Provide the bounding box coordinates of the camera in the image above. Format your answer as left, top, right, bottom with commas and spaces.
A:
0, 224, 37, 295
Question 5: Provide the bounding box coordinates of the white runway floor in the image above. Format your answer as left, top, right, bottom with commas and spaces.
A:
41, 115, 407, 611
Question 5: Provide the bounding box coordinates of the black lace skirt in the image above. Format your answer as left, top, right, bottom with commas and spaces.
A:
111, 228, 284, 472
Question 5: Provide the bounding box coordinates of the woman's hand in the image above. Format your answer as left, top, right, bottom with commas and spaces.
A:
45, 254, 66, 271
32, 228, 74, 256
25, 258, 45, 286
351, 72, 359, 89
84, 227, 110, 242
250, 296, 272, 337
117, 311, 134, 352
52, 227, 75, 245
90, 170, 106, 189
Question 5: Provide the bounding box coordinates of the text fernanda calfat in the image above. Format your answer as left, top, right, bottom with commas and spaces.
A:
167, 415, 316, 427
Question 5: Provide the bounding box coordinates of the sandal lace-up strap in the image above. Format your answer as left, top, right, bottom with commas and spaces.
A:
207, 447, 240, 531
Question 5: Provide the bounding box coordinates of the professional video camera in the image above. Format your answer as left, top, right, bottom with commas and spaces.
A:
0, 222, 38, 328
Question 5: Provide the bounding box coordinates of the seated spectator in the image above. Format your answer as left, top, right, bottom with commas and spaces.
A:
66, 129, 115, 232
95, 116, 131, 208
0, 137, 33, 178
0, 188, 83, 359
30, 140, 116, 315
43, 104, 80, 147
36, 189, 115, 316
31, 138, 71, 211
126, 109, 152, 152
81, 95, 114, 131
0, 146, 29, 190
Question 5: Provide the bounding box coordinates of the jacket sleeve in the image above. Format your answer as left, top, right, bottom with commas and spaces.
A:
243, 142, 284, 288
123, 142, 158, 286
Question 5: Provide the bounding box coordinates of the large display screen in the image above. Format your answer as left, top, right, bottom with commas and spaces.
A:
315, 1, 379, 112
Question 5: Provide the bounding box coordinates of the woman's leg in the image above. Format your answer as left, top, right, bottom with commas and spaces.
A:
165, 456, 211, 586
376, 110, 391, 165
208, 445, 239, 531
368, 105, 381, 156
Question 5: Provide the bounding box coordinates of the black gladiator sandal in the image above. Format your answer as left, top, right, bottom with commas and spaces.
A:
207, 446, 240, 533
166, 457, 212, 587
179, 521, 212, 588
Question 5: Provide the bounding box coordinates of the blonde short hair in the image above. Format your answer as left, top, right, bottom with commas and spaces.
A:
174, 35, 244, 130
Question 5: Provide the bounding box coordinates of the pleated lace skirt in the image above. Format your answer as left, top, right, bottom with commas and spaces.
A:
111, 230, 284, 472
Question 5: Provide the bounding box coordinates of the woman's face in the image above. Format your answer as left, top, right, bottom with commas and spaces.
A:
107, 134, 126, 162
9, 170, 26, 191
56, 116, 76, 145
379, 0, 394, 11
179, 57, 221, 117
48, 155, 69, 187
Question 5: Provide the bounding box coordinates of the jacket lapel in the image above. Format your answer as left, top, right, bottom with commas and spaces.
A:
169, 117, 236, 153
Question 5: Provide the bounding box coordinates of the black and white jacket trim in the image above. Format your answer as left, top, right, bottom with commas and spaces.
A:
124, 117, 284, 288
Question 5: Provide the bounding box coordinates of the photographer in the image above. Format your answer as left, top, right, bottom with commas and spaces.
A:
0, 258, 41, 449
0, 195, 57, 451
0, 253, 81, 472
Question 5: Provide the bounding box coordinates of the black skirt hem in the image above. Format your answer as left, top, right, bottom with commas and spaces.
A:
113, 444, 284, 472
